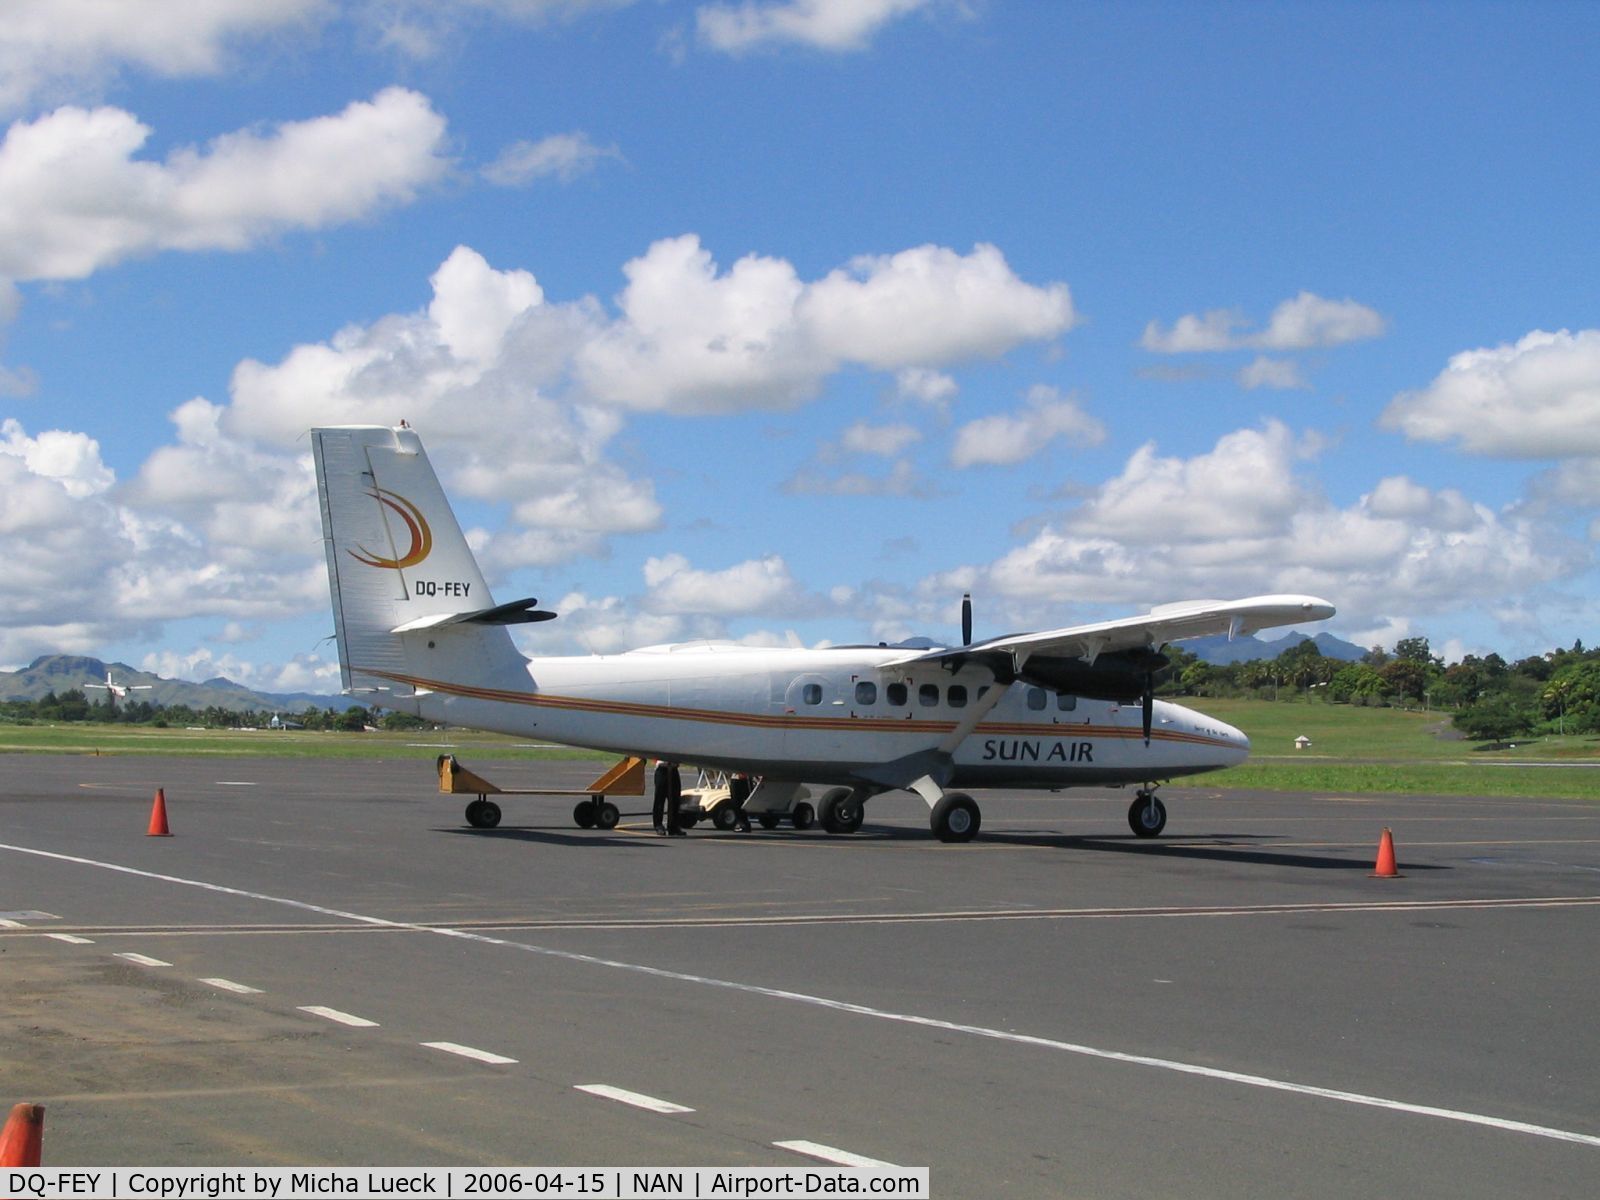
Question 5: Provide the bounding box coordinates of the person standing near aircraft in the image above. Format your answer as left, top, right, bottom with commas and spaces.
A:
729, 773, 752, 833
653, 760, 684, 836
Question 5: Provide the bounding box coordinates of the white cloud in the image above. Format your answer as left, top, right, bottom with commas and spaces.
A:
947, 423, 1584, 639
0, 0, 325, 115
642, 552, 800, 616
949, 386, 1106, 468
140, 645, 340, 694
0, 88, 450, 281
782, 458, 931, 497
0, 418, 114, 498
1380, 328, 1600, 458
696, 0, 933, 54
800, 243, 1075, 371
1142, 291, 1386, 353
840, 421, 921, 457
1237, 356, 1308, 391
577, 234, 816, 412
482, 131, 622, 186
895, 366, 958, 409
577, 236, 1073, 413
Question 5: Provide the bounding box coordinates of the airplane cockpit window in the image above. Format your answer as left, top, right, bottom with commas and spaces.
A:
802, 683, 823, 705
887, 682, 908, 706
948, 684, 968, 708
918, 683, 939, 707
1026, 687, 1047, 710
1056, 692, 1077, 711
855, 681, 877, 705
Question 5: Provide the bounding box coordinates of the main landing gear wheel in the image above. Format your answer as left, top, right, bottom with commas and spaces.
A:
573, 800, 596, 828
1128, 792, 1167, 838
791, 801, 816, 830
819, 787, 865, 834
931, 793, 980, 843
465, 798, 502, 829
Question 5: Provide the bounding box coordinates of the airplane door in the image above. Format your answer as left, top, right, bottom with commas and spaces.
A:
777, 672, 852, 764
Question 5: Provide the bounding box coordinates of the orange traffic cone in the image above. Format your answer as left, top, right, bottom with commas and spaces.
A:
147, 788, 173, 837
0, 1102, 44, 1166
1371, 827, 1401, 878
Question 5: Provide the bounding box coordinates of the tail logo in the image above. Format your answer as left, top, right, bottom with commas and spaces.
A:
350, 488, 433, 569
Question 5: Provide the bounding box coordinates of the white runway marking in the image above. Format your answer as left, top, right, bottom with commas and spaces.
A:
575, 1084, 694, 1114
775, 1141, 902, 1169
200, 977, 262, 994
113, 952, 171, 967
0, 918, 23, 928
422, 1042, 517, 1065
7, 840, 1598, 1151
298, 1005, 379, 1027
47, 933, 94, 944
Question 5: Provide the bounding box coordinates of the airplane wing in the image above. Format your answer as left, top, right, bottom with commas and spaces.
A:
892, 593, 1337, 671
885, 594, 1336, 741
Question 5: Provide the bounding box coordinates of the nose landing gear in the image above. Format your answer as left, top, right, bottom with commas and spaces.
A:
1127, 789, 1167, 838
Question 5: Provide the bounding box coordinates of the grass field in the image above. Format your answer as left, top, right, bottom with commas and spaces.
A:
1186, 697, 1600, 799
2, 701, 1597, 799
0, 723, 601, 761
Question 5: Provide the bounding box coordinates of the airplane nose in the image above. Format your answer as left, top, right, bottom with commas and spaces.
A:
1218, 717, 1249, 763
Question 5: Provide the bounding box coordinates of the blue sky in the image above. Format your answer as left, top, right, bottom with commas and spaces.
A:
2, 0, 1598, 693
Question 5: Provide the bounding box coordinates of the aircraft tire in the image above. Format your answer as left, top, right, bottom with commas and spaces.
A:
791, 801, 816, 830
818, 787, 860, 834
466, 799, 502, 829
757, 813, 782, 830
931, 793, 980, 842
573, 801, 597, 829
1128, 794, 1167, 838
595, 801, 620, 830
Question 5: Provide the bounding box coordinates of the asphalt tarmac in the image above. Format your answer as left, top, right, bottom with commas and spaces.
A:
3, 753, 1599, 1197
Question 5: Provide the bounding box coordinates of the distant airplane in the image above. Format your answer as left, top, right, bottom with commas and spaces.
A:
311, 424, 1335, 841
83, 673, 154, 702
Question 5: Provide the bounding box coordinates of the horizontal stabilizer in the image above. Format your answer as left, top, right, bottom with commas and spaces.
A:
393, 597, 557, 633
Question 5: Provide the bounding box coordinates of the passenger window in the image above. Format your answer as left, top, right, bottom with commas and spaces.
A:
948, 685, 967, 708
1026, 688, 1047, 711
1056, 692, 1077, 712
855, 681, 877, 705
802, 683, 822, 706
887, 682, 908, 706
919, 683, 939, 707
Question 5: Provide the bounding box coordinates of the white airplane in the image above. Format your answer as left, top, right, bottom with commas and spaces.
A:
84, 672, 154, 702
311, 424, 1335, 842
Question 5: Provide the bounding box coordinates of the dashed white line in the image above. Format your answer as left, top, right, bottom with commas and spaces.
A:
113, 952, 171, 967
9, 842, 1599, 1151
775, 1141, 903, 1169
421, 1041, 518, 1065
574, 1084, 694, 1114
47, 933, 94, 945
200, 977, 263, 994
0, 919, 24, 929
298, 1005, 379, 1027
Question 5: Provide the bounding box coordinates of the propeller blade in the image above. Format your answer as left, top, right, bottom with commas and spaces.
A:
961, 593, 972, 647
1141, 675, 1154, 746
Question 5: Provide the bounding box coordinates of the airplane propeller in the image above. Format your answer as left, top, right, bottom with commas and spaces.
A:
1141, 672, 1155, 746
961, 592, 973, 647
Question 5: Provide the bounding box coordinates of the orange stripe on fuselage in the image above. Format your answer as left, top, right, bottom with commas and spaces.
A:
363, 669, 1235, 749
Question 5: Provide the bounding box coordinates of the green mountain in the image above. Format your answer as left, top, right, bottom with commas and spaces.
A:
0, 655, 356, 714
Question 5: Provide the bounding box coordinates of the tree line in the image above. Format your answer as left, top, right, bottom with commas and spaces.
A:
1160, 635, 1599, 741
7, 636, 1597, 745
0, 690, 431, 732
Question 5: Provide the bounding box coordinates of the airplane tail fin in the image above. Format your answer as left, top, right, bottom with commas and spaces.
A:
311, 425, 533, 709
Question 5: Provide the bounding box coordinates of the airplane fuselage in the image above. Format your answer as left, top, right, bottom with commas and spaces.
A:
374, 641, 1249, 790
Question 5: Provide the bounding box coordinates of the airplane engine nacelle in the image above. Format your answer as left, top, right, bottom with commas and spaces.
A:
1018, 648, 1169, 703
